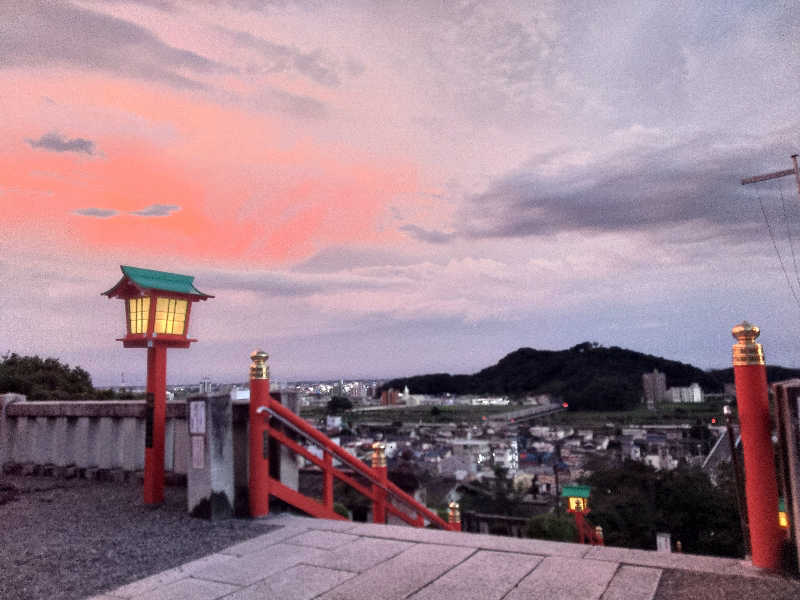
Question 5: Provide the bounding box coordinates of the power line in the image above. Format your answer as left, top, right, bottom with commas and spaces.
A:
756, 186, 800, 312
779, 186, 800, 290
742, 154, 800, 313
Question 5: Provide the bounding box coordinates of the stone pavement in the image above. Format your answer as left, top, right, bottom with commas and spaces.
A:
86, 514, 771, 600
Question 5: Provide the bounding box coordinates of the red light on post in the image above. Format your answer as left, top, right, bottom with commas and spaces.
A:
711, 418, 717, 424
562, 402, 569, 408
104, 266, 212, 505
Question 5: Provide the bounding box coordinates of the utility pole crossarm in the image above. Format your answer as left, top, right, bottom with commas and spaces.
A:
741, 168, 795, 185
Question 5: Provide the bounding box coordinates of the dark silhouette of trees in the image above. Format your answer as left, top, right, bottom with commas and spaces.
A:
327, 396, 353, 413
379, 343, 736, 411
584, 461, 744, 557
0, 353, 94, 400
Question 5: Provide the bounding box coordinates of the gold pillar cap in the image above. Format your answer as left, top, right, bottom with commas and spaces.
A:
250, 349, 270, 379
731, 321, 765, 366
371, 441, 386, 468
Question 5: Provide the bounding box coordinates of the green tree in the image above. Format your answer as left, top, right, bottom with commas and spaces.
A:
458, 465, 526, 517
526, 512, 578, 542
0, 353, 94, 400
327, 396, 353, 413
584, 460, 744, 557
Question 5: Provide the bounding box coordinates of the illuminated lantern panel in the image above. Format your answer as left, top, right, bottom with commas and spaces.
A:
569, 497, 587, 512
561, 484, 591, 513
154, 297, 188, 335
104, 265, 212, 349
128, 297, 150, 334
779, 498, 788, 529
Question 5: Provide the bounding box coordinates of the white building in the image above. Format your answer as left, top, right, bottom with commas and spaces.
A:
666, 383, 703, 404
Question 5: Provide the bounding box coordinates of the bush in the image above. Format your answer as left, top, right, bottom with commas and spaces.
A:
526, 512, 578, 542
333, 503, 350, 519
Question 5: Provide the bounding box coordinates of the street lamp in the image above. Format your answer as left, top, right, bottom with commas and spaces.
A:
103, 265, 212, 504
563, 484, 591, 514
562, 484, 593, 544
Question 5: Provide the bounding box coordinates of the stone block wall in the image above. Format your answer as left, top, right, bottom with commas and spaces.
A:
0, 394, 188, 475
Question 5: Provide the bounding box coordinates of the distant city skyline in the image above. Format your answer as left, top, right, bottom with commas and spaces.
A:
2, 2, 800, 387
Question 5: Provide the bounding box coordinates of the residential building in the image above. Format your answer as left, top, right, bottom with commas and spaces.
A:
642, 369, 666, 410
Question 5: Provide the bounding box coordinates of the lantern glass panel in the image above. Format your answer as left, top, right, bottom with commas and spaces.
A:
569, 497, 586, 512
128, 297, 150, 334
779, 511, 788, 528
154, 297, 188, 335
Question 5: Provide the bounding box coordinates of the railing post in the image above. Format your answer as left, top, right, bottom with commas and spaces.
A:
594, 525, 604, 546
575, 511, 586, 544
731, 322, 783, 570
323, 451, 334, 510
372, 441, 387, 524
448, 501, 461, 531
249, 350, 271, 518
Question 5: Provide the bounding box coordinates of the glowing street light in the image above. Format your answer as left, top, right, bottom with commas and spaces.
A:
103, 265, 212, 504
563, 484, 591, 514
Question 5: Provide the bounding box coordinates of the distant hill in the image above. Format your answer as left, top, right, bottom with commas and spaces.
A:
380, 342, 800, 411
707, 365, 800, 385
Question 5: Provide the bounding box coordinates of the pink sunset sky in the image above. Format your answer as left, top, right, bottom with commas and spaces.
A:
2, 1, 800, 387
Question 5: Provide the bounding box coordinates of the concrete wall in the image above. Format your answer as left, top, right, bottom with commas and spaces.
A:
0, 394, 188, 474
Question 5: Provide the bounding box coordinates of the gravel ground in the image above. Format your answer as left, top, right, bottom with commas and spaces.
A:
655, 568, 800, 600
0, 475, 276, 600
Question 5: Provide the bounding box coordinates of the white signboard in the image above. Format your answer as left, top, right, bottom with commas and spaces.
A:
656, 532, 672, 553
189, 400, 206, 435
191, 436, 205, 469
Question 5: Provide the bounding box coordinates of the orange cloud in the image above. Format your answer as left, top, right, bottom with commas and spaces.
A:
1, 69, 419, 266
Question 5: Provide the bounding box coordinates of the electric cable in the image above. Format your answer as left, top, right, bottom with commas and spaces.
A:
779, 186, 800, 290
756, 186, 800, 312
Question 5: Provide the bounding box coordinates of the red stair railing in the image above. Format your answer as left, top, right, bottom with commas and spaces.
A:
254, 397, 458, 530
573, 511, 604, 546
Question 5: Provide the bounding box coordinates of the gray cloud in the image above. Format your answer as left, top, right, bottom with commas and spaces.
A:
292, 245, 421, 273
83, 0, 177, 10
264, 88, 326, 119
400, 224, 454, 245
74, 207, 118, 218
0, 2, 228, 89
220, 26, 340, 87
208, 268, 396, 298
27, 132, 95, 155
130, 204, 181, 217
421, 133, 800, 245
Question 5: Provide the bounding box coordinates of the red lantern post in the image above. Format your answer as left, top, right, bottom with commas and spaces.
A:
104, 266, 212, 505
731, 322, 783, 570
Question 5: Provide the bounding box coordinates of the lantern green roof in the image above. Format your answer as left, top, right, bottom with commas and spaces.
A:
103, 265, 213, 299
561, 484, 591, 498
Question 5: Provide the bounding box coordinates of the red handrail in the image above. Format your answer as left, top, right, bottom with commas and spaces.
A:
258, 397, 454, 530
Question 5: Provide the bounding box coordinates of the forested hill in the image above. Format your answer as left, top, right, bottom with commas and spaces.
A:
380, 342, 800, 411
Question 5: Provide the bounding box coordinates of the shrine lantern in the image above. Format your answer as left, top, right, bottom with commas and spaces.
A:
103, 265, 212, 504
562, 484, 591, 514
104, 265, 212, 348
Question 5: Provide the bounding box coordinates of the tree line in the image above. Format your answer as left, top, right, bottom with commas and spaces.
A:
0, 353, 137, 400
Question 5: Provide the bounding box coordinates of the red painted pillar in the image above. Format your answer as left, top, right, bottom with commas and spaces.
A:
574, 511, 586, 545
372, 442, 387, 524
249, 350, 271, 518
732, 322, 783, 570
323, 451, 334, 510
143, 344, 166, 505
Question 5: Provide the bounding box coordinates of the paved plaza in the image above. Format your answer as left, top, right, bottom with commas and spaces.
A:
85, 514, 781, 600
